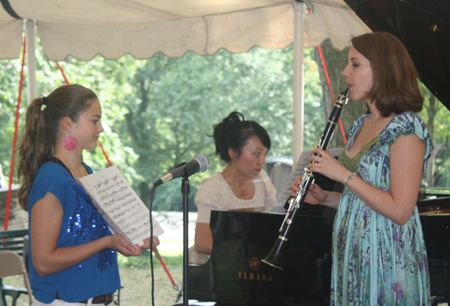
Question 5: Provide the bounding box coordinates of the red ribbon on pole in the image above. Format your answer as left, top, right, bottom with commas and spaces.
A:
4, 32, 27, 231
153, 247, 179, 289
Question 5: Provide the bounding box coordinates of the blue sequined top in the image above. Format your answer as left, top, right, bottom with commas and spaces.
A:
28, 161, 121, 303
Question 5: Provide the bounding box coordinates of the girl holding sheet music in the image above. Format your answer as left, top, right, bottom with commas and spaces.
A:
17, 84, 158, 305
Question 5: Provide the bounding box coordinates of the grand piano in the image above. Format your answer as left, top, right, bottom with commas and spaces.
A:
188, 0, 450, 305
188, 207, 450, 305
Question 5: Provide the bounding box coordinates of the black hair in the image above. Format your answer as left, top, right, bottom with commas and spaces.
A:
212, 111, 271, 163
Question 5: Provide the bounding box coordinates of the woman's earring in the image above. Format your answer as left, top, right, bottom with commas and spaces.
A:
64, 134, 78, 151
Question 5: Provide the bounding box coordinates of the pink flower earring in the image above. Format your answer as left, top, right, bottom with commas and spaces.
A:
64, 134, 78, 151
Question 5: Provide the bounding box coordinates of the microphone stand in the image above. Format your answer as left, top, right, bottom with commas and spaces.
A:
181, 176, 190, 306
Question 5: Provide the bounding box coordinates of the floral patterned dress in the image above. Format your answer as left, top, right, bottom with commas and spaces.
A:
332, 111, 433, 305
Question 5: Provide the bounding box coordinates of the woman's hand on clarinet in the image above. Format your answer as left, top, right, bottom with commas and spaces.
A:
307, 148, 352, 184
290, 177, 326, 205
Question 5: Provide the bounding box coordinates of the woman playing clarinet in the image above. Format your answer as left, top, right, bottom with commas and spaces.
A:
292, 32, 433, 305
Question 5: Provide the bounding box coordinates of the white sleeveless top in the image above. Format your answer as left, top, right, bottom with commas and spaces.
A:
195, 169, 276, 224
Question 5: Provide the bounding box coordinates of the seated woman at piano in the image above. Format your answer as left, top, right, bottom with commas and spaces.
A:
291, 32, 433, 305
194, 111, 277, 255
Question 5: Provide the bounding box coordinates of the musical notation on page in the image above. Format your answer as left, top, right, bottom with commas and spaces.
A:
79, 165, 164, 245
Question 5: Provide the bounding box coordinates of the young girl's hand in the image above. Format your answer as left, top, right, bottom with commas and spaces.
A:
141, 236, 160, 249
109, 234, 143, 257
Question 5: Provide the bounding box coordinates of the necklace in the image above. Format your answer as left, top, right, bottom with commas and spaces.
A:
224, 177, 250, 198
370, 115, 381, 127
233, 182, 247, 197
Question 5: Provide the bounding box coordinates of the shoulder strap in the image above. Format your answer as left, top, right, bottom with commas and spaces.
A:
46, 157, 76, 181
46, 157, 91, 180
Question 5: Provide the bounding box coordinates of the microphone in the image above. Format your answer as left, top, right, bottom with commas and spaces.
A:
154, 154, 210, 187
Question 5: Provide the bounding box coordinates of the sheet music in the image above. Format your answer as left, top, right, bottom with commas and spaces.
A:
274, 148, 344, 208
79, 165, 163, 246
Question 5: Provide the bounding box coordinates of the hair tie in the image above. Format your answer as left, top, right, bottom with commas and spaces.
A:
42, 96, 48, 105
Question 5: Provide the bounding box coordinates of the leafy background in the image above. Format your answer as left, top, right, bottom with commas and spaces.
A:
0, 36, 448, 212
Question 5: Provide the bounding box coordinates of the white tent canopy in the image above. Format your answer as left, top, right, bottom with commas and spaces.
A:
1, 0, 369, 60
0, 0, 370, 161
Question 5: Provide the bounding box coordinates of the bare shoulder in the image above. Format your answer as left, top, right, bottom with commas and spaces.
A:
390, 132, 425, 156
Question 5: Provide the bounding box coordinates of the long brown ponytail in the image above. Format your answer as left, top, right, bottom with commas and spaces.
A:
17, 84, 97, 211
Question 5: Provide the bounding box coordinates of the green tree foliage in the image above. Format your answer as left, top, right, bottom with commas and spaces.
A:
0, 37, 449, 212
96, 47, 319, 210
419, 84, 450, 187
0, 58, 24, 174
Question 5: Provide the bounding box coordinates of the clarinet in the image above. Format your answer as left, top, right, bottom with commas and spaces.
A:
262, 88, 349, 270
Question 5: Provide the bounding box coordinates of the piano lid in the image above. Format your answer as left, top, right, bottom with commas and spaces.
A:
343, 0, 450, 110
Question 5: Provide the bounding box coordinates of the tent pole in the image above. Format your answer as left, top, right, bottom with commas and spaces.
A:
292, 1, 305, 164
26, 20, 37, 104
